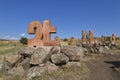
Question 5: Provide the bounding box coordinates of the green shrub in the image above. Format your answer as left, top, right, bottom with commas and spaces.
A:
19, 37, 27, 45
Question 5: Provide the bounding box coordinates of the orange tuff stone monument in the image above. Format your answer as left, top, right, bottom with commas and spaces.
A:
54, 36, 59, 41
110, 34, 116, 41
82, 30, 89, 42
89, 30, 94, 42
28, 20, 59, 48
101, 35, 106, 42
82, 30, 96, 43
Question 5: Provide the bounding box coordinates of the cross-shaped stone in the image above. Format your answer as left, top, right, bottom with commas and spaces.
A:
27, 20, 59, 48
43, 20, 56, 43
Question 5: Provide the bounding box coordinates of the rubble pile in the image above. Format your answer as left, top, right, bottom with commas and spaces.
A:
80, 41, 119, 55
2, 46, 83, 80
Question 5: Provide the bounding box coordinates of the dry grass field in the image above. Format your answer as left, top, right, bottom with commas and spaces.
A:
0, 39, 120, 80
0, 40, 26, 63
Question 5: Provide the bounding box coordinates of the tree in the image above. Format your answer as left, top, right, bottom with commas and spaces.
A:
106, 37, 110, 41
19, 37, 27, 45
63, 38, 68, 42
116, 37, 120, 40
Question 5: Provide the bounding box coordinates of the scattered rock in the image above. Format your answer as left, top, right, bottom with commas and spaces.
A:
114, 68, 120, 73
26, 66, 46, 80
51, 53, 69, 65
61, 49, 81, 61
5, 55, 23, 65
30, 48, 47, 65
26, 62, 58, 80
40, 46, 60, 54
44, 46, 60, 63
17, 58, 30, 70
63, 46, 84, 55
104, 46, 110, 50
45, 62, 58, 73
0, 63, 3, 70
83, 48, 89, 55
63, 62, 81, 68
99, 46, 104, 53
4, 55, 23, 69
18, 47, 35, 57
3, 46, 62, 80
7, 66, 25, 78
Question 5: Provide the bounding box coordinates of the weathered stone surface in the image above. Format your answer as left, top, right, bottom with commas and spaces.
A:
26, 66, 45, 80
39, 46, 54, 54
18, 47, 35, 55
89, 47, 95, 53
114, 67, 120, 73
82, 42, 88, 47
28, 20, 59, 48
0, 63, 3, 70
109, 41, 118, 50
45, 62, 58, 73
99, 46, 105, 53
104, 46, 110, 50
73, 47, 84, 56
30, 48, 47, 65
51, 53, 69, 65
44, 46, 60, 63
62, 46, 84, 57
7, 66, 25, 77
4, 55, 23, 69
63, 62, 81, 68
5, 55, 23, 64
26, 62, 58, 80
97, 46, 111, 54
82, 48, 89, 55
61, 48, 81, 61
4, 55, 23, 70
4, 60, 12, 70
17, 58, 30, 70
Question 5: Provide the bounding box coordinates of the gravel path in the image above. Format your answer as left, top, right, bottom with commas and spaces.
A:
85, 55, 120, 80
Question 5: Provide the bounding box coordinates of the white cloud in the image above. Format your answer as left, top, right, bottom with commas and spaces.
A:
21, 33, 25, 37
0, 33, 27, 40
0, 35, 19, 40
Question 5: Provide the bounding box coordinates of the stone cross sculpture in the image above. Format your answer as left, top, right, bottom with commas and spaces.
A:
28, 20, 59, 48
82, 30, 86, 42
89, 30, 94, 42
101, 35, 106, 42
82, 30, 94, 43
110, 34, 116, 42
82, 30, 89, 42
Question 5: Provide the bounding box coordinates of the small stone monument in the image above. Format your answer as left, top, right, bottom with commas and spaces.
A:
28, 20, 59, 48
89, 30, 94, 42
101, 35, 106, 42
110, 34, 116, 42
82, 30, 95, 43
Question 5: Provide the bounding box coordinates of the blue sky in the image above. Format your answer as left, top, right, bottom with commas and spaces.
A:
0, 0, 120, 40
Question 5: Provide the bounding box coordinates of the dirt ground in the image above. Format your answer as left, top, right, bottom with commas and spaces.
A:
85, 54, 120, 80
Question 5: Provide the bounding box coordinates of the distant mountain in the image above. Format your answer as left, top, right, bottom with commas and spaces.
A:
0, 39, 11, 41
0, 39, 18, 41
